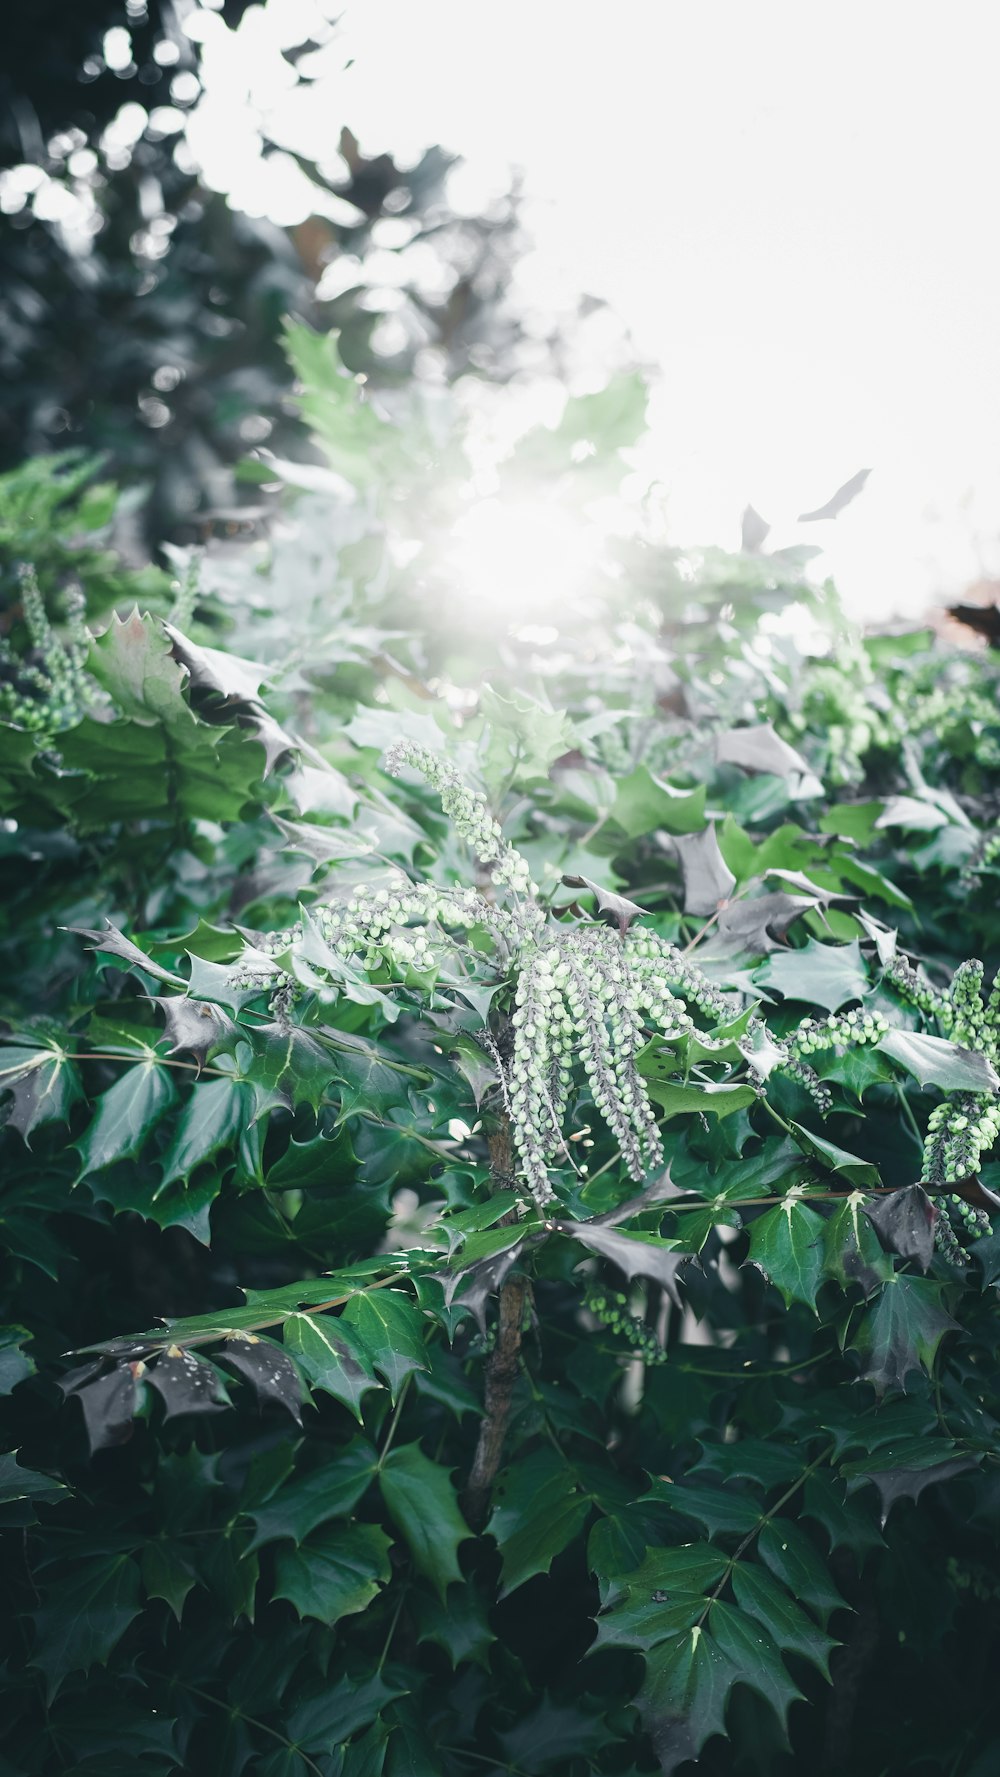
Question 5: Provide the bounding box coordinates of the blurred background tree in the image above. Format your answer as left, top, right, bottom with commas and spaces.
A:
0, 0, 569, 549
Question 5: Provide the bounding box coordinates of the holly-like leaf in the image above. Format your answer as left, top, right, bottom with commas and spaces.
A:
842, 1438, 977, 1525
489, 1449, 593, 1597
672, 827, 737, 916
145, 1348, 229, 1420
339, 1289, 428, 1399
561, 874, 646, 934
0, 1042, 82, 1141
29, 1554, 142, 1698
716, 723, 814, 784
558, 1221, 687, 1307
730, 1561, 837, 1679
863, 1185, 936, 1272
853, 1275, 959, 1396
753, 938, 869, 1013
164, 620, 274, 706
640, 1076, 758, 1123
152, 995, 235, 1068
706, 892, 818, 957
75, 1060, 176, 1176
0, 1325, 35, 1394
822, 1194, 890, 1296
59, 1360, 139, 1453
282, 1312, 380, 1420
271, 1522, 392, 1625
68, 920, 185, 987
877, 1029, 1000, 1094
756, 1520, 846, 1624
379, 1442, 471, 1599
610, 766, 707, 839
156, 1078, 254, 1191
748, 1199, 826, 1310
244, 1439, 378, 1550
217, 1335, 305, 1423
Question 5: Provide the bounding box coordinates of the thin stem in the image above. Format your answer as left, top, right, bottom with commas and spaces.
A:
164, 1678, 324, 1777
895, 1084, 924, 1151
697, 1440, 837, 1627
376, 1373, 413, 1468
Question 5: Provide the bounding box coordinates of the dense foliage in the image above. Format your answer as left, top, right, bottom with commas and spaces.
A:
3, 340, 1000, 1777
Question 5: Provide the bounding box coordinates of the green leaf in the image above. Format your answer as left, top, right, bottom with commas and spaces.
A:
753, 938, 869, 1013
156, 1078, 254, 1191
610, 765, 707, 838
272, 1522, 392, 1624
0, 1325, 35, 1394
489, 1450, 593, 1597
29, 1554, 142, 1698
641, 1625, 734, 1775
747, 1199, 827, 1310
708, 1598, 804, 1727
853, 1275, 959, 1397
339, 1289, 428, 1399
282, 1313, 380, 1420
75, 1059, 177, 1176
0, 1041, 81, 1141
730, 1560, 837, 1678
788, 1123, 879, 1188
877, 1029, 1000, 1094
640, 1073, 758, 1121
756, 1520, 847, 1624
140, 1540, 198, 1622
379, 1442, 471, 1599
244, 1439, 378, 1550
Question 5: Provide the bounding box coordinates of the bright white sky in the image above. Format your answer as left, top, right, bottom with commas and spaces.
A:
184, 0, 1000, 619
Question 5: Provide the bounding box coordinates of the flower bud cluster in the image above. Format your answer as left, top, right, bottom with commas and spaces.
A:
948, 960, 990, 1051
622, 930, 732, 1022
884, 954, 951, 1024
384, 741, 535, 895
790, 1008, 889, 1058
934, 1192, 992, 1265
777, 1055, 833, 1116
583, 1285, 667, 1365
921, 1093, 1000, 1188
0, 569, 93, 735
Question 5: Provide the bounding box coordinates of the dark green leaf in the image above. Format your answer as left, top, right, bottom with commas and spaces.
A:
272, 1522, 392, 1624
379, 1441, 471, 1598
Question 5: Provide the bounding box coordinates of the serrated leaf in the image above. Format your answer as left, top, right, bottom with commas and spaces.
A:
558, 1221, 687, 1307
821, 1193, 890, 1296
0, 1325, 35, 1394
379, 1442, 471, 1599
29, 1554, 142, 1698
75, 1060, 176, 1176
877, 1029, 1000, 1094
140, 1540, 198, 1622
641, 1626, 734, 1777
863, 1185, 936, 1272
748, 1200, 826, 1310
730, 1561, 837, 1678
716, 722, 814, 785
68, 920, 185, 987
756, 1519, 846, 1624
282, 1313, 380, 1419
561, 873, 646, 934
156, 1078, 253, 1191
145, 1348, 229, 1420
610, 766, 707, 839
339, 1290, 428, 1398
709, 1598, 804, 1727
60, 1360, 139, 1453
489, 1450, 593, 1596
244, 1439, 378, 1550
753, 938, 869, 1013
217, 1335, 305, 1423
272, 1522, 392, 1624
842, 1438, 977, 1524
152, 995, 235, 1067
641, 1076, 758, 1122
0, 1042, 82, 1141
672, 827, 737, 916
853, 1275, 959, 1397
789, 1123, 879, 1188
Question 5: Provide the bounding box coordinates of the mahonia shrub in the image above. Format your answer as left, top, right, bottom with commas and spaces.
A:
3, 350, 1000, 1777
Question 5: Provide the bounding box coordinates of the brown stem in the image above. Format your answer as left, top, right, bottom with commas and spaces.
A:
463, 1108, 531, 1526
